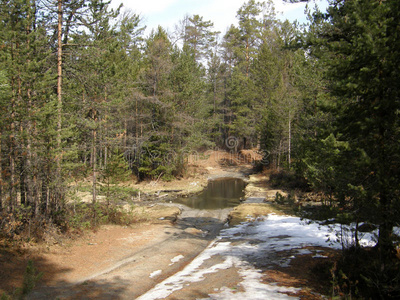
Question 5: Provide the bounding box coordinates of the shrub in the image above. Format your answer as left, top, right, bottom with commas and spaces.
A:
270, 170, 309, 191
0, 260, 43, 300
332, 247, 400, 299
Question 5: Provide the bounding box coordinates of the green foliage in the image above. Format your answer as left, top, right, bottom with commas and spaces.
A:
135, 136, 188, 181
21, 260, 43, 297
99, 185, 138, 202
300, 134, 349, 196
2, 260, 44, 300
66, 201, 139, 229
101, 153, 131, 184
274, 192, 295, 206
67, 202, 94, 230
0, 293, 10, 300
269, 170, 309, 191
330, 247, 400, 299
302, 0, 400, 255
182, 14, 219, 61
218, 0, 280, 150
0, 0, 320, 242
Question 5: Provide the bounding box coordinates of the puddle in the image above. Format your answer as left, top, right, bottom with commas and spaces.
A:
173, 177, 246, 210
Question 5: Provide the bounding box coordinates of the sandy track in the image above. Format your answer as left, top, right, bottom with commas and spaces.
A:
24, 154, 290, 299
27, 204, 233, 300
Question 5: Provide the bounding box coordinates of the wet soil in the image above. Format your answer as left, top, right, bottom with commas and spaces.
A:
0, 150, 333, 299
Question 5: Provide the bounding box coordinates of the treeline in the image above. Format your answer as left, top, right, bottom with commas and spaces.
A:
1, 0, 399, 297
1, 0, 399, 264
0, 0, 310, 218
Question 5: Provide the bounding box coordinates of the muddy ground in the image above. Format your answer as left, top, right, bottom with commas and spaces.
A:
1, 151, 334, 299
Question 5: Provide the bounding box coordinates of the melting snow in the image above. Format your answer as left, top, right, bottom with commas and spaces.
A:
138, 214, 385, 300
149, 270, 162, 278
169, 254, 184, 265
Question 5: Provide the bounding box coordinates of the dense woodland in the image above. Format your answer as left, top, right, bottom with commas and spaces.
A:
0, 0, 399, 297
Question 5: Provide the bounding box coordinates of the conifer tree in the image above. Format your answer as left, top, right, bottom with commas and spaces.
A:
220, 0, 278, 150
307, 0, 400, 256
181, 14, 219, 63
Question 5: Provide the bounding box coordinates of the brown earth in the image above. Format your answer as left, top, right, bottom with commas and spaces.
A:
0, 150, 334, 299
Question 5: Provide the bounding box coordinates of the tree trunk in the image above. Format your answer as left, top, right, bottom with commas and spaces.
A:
245, 39, 249, 78
277, 139, 282, 172
124, 119, 127, 150
32, 119, 39, 216
104, 87, 108, 168
104, 146, 107, 169
0, 131, 2, 210
20, 158, 26, 206
213, 73, 217, 115
56, 0, 63, 181
377, 189, 395, 258
17, 59, 25, 207
288, 111, 291, 169
26, 92, 34, 208
9, 52, 17, 212
25, 4, 34, 209
41, 167, 49, 215
376, 124, 395, 258
355, 219, 360, 248
9, 144, 16, 211
92, 118, 97, 225
92, 117, 97, 205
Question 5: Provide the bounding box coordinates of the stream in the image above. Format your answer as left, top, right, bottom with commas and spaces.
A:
172, 177, 246, 210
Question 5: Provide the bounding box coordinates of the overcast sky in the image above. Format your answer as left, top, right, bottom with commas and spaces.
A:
111, 0, 329, 36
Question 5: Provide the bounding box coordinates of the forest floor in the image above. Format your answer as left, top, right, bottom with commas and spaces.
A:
0, 150, 336, 299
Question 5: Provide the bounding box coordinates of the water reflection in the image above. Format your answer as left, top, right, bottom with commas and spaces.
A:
173, 177, 246, 210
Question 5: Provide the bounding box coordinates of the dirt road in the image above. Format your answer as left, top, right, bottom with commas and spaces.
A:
21, 152, 331, 299
27, 203, 236, 299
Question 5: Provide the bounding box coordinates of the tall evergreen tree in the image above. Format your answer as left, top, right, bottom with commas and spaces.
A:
253, 20, 303, 169
181, 14, 219, 63
307, 0, 400, 256
0, 0, 59, 215
219, 0, 278, 150
134, 26, 175, 180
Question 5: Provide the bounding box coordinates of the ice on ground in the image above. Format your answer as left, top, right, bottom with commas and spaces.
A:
222, 214, 377, 250
138, 240, 298, 300
313, 254, 328, 258
138, 213, 384, 300
137, 241, 235, 300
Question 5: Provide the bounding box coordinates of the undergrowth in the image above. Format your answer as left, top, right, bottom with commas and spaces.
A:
269, 170, 310, 191
0, 188, 144, 298
1, 260, 42, 300
0, 200, 142, 245
99, 185, 139, 203
267, 169, 400, 299
75, 184, 139, 202
331, 247, 400, 299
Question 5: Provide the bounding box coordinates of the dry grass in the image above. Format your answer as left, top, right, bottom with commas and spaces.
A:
228, 203, 284, 226
128, 205, 181, 223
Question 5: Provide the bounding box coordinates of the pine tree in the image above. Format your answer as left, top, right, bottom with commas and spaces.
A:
180, 14, 219, 63
219, 0, 279, 150
0, 0, 58, 215
253, 20, 304, 169
307, 0, 400, 256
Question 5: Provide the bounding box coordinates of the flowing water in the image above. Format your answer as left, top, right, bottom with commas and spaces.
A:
173, 177, 246, 210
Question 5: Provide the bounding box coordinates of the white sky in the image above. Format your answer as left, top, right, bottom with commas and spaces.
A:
111, 0, 329, 36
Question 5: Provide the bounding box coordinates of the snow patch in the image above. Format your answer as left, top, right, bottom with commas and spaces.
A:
149, 270, 162, 278
138, 213, 389, 300
169, 254, 184, 265
313, 254, 328, 259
